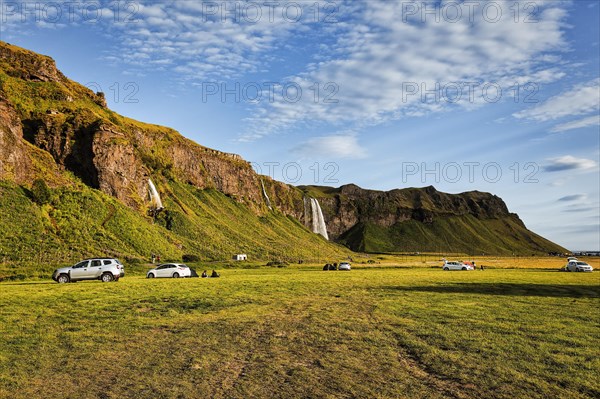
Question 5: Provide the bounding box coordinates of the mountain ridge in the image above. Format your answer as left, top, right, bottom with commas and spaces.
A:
0, 41, 568, 271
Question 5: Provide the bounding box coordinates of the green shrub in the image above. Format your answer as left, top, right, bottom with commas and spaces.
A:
182, 254, 200, 262
31, 179, 51, 205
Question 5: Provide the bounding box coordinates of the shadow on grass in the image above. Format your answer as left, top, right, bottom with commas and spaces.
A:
382, 283, 600, 298
0, 281, 58, 286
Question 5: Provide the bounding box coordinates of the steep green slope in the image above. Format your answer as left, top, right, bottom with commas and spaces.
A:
0, 180, 348, 279
338, 216, 563, 255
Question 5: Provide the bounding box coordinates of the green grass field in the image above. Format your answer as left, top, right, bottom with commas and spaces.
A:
1, 266, 598, 399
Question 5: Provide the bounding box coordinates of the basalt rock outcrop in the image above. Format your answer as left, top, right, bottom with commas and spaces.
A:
0, 41, 304, 215
300, 184, 517, 240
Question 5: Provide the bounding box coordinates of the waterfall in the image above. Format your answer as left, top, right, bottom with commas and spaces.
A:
261, 179, 272, 210
310, 198, 329, 240
148, 179, 164, 211
303, 197, 310, 224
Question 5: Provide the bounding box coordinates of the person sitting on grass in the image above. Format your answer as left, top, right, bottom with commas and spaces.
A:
211, 270, 220, 278
201, 270, 208, 278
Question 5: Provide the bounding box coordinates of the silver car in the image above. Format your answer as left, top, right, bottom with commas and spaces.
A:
147, 263, 192, 278
565, 261, 593, 272
52, 258, 124, 283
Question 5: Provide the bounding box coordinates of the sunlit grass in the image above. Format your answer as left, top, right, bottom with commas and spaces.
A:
1, 267, 598, 399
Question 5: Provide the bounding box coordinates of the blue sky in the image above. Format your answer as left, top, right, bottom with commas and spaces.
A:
1, 0, 599, 250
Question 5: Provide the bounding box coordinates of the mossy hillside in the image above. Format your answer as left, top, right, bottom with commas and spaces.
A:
0, 180, 349, 279
338, 216, 564, 255
300, 184, 566, 255
0, 181, 180, 279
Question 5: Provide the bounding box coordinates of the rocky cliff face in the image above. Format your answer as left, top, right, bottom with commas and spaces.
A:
0, 95, 28, 181
0, 41, 304, 213
302, 184, 519, 241
0, 93, 67, 186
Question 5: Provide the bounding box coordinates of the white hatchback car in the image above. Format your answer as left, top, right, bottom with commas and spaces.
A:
147, 263, 192, 278
338, 262, 351, 271
565, 261, 593, 272
443, 261, 474, 271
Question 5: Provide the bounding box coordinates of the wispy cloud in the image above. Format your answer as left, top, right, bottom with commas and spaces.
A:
291, 134, 367, 159
1, 0, 576, 141
0, 0, 331, 80
558, 194, 588, 202
111, 0, 314, 80
544, 155, 598, 172
550, 115, 600, 133
562, 206, 597, 213
514, 78, 600, 122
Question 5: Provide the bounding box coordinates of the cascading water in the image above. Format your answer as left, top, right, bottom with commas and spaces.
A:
310, 198, 329, 240
261, 179, 272, 210
148, 179, 164, 211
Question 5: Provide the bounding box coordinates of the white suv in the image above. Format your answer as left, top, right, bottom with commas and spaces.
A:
52, 258, 124, 283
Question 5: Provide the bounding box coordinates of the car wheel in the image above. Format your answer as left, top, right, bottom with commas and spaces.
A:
147, 273, 155, 278
462, 267, 467, 270
443, 267, 449, 271
173, 272, 180, 278
576, 268, 580, 272
57, 274, 70, 283
101, 273, 114, 282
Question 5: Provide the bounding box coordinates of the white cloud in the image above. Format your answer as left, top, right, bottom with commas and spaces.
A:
514, 78, 600, 121
1, 0, 575, 141
246, 0, 571, 138
291, 135, 367, 159
544, 155, 598, 172
100, 0, 322, 81
550, 115, 600, 133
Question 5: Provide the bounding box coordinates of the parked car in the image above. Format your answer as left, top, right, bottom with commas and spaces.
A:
52, 258, 124, 283
565, 261, 593, 272
443, 261, 473, 271
338, 262, 351, 271
147, 263, 192, 278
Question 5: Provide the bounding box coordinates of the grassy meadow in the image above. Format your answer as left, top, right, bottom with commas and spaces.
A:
1, 264, 599, 399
